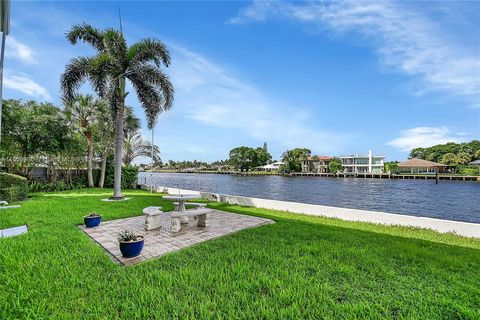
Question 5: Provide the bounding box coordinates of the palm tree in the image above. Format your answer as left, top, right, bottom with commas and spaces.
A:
64, 94, 101, 187
96, 104, 140, 188
61, 23, 174, 199
123, 131, 161, 166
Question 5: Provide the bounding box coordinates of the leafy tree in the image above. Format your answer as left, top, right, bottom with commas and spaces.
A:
123, 131, 161, 166
457, 152, 471, 165
0, 100, 79, 176
328, 158, 343, 173
409, 148, 426, 159
440, 153, 458, 166
475, 149, 480, 160
408, 140, 480, 164
255, 147, 272, 167
229, 146, 258, 171
384, 161, 399, 173
281, 148, 311, 172
61, 23, 174, 199
64, 95, 102, 187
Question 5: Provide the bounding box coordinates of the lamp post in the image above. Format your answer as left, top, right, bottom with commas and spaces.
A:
0, 0, 10, 143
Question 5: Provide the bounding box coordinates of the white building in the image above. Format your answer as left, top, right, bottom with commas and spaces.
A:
340, 150, 385, 174
256, 161, 284, 171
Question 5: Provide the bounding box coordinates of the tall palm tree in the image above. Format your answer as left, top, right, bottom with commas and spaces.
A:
64, 94, 101, 187
61, 23, 174, 199
123, 130, 161, 166
96, 104, 140, 188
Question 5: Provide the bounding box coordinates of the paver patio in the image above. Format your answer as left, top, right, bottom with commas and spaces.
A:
79, 209, 274, 265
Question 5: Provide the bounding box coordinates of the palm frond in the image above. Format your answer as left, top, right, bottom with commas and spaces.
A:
127, 65, 174, 129
61, 57, 93, 101
102, 29, 127, 70
128, 38, 171, 67
66, 23, 105, 51
123, 131, 161, 165
89, 53, 113, 97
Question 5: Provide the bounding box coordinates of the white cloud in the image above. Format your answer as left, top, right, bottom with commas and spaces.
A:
6, 37, 36, 64
231, 1, 480, 103
387, 127, 465, 151
4, 70, 51, 100
168, 45, 347, 154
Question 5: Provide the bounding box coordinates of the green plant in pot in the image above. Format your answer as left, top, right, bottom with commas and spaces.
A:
117, 230, 145, 258
84, 213, 101, 228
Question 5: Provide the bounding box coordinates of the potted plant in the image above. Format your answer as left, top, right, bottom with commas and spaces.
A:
118, 230, 145, 258
84, 213, 101, 228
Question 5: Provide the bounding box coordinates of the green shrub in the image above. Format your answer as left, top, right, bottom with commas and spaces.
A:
0, 172, 28, 202
458, 166, 479, 176
104, 165, 138, 189
27, 180, 85, 193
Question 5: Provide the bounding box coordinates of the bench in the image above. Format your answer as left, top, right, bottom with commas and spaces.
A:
0, 201, 21, 210
143, 206, 163, 231
170, 208, 213, 233
173, 202, 207, 211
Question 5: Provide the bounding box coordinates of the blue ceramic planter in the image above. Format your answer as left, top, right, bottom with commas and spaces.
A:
119, 237, 145, 258
84, 215, 101, 228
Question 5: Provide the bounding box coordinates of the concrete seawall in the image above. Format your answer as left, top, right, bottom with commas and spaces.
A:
140, 184, 480, 238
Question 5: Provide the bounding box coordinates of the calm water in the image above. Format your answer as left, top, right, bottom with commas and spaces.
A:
138, 172, 480, 223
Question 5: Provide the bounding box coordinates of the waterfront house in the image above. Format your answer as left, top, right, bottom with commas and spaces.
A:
301, 156, 332, 173
256, 161, 284, 171
340, 151, 385, 174
398, 158, 447, 174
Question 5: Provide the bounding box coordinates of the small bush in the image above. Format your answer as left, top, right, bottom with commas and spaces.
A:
117, 230, 142, 242
0, 172, 28, 202
458, 166, 479, 176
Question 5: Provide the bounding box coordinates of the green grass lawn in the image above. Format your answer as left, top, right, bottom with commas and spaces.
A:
1, 189, 479, 319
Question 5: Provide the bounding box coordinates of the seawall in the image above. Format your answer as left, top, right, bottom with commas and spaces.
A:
140, 184, 480, 238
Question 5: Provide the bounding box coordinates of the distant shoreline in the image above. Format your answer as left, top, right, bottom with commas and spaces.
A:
142, 170, 480, 182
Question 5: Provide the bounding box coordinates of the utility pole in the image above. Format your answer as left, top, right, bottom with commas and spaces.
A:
0, 0, 10, 143
151, 128, 154, 167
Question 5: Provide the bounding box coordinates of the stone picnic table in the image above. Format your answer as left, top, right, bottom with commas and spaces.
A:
163, 194, 199, 223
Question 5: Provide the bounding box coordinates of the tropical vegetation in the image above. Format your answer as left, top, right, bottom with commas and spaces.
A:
328, 158, 342, 173
409, 140, 480, 174
409, 140, 480, 163
123, 131, 161, 166
61, 23, 174, 199
228, 146, 272, 171
281, 148, 311, 172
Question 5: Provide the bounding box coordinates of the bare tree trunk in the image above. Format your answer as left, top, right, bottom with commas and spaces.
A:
111, 98, 125, 199
86, 133, 94, 187
99, 146, 110, 188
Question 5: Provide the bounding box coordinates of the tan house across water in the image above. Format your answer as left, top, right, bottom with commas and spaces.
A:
301, 156, 332, 173
398, 158, 447, 174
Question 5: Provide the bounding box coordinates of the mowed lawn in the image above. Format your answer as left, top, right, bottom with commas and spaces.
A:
1, 189, 479, 319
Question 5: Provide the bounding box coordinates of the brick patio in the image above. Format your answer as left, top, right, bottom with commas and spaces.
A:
79, 210, 274, 265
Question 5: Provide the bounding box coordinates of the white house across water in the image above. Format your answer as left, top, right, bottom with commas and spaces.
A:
340, 150, 385, 174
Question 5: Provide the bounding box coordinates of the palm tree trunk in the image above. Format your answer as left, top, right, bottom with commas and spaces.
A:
99, 146, 110, 188
86, 132, 94, 187
111, 98, 125, 199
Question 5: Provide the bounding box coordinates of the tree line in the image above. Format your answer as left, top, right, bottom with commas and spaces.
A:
409, 140, 480, 166
1, 23, 174, 198
0, 99, 160, 187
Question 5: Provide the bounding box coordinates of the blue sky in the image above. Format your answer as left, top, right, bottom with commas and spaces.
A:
4, 1, 480, 162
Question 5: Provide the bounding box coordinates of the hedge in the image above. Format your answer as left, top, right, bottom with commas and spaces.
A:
104, 165, 138, 189
0, 172, 28, 202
